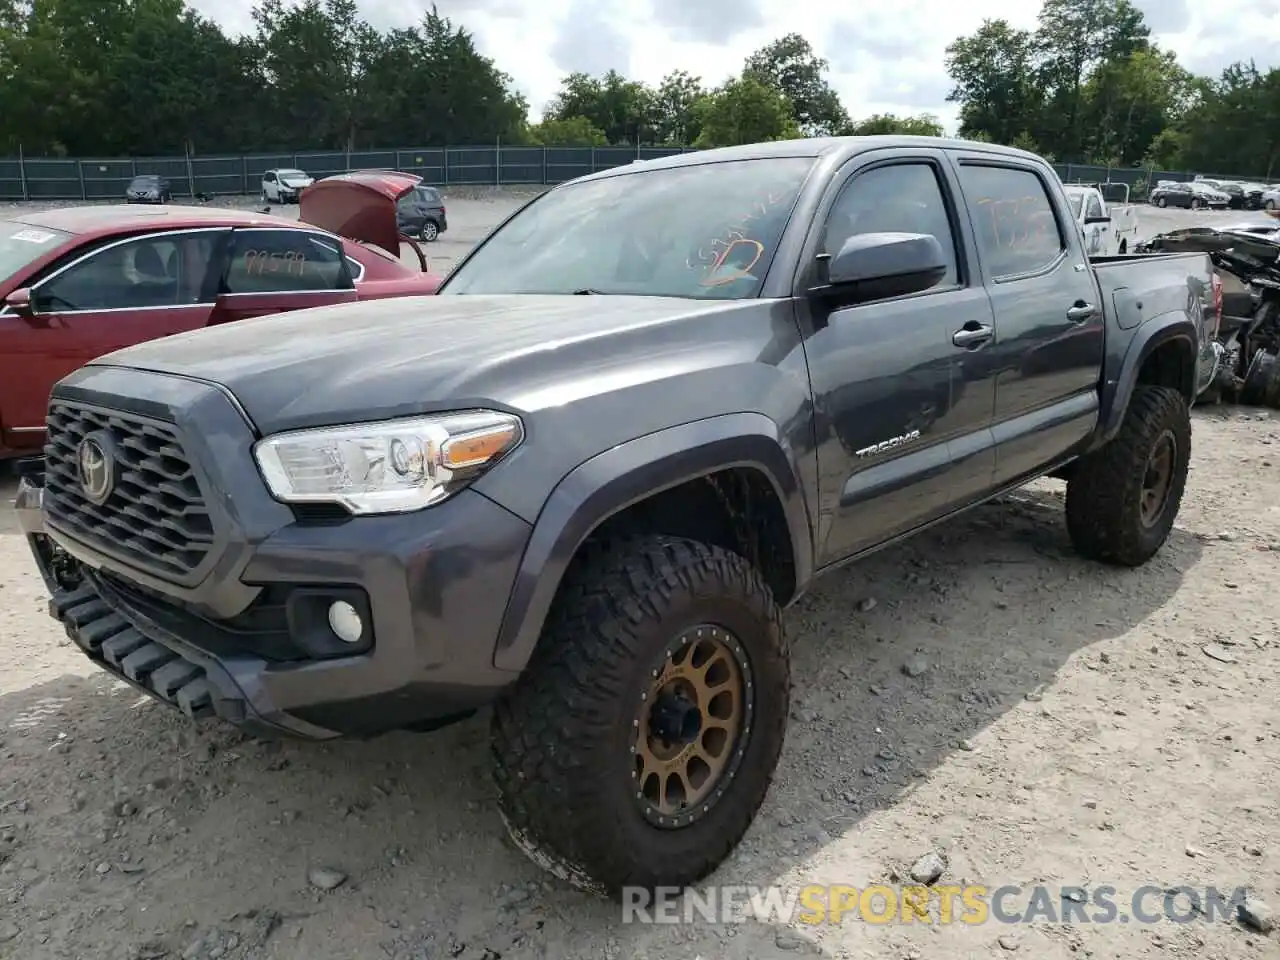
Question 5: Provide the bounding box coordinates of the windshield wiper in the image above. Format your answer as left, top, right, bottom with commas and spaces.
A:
572, 288, 604, 295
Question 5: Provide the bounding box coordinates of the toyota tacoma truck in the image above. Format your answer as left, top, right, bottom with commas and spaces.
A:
16, 136, 1219, 900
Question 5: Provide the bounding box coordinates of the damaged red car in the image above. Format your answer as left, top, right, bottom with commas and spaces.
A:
0, 171, 442, 461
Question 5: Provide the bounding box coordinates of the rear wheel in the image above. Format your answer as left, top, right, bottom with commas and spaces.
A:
490, 535, 790, 898
420, 220, 439, 242
1065, 385, 1191, 567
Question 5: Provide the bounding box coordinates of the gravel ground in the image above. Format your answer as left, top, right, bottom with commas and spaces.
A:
1, 192, 1278, 960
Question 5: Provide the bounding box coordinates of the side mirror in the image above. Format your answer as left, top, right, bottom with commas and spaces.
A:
1084, 215, 1111, 225
815, 232, 948, 303
5, 287, 34, 317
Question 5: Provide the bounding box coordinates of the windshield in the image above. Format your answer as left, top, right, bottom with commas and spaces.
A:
0, 221, 71, 282
440, 157, 815, 299
278, 170, 307, 179
1065, 192, 1084, 218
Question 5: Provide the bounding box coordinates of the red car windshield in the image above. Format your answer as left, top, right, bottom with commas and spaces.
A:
0, 221, 71, 282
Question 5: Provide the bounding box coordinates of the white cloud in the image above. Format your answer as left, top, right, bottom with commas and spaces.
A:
188, 0, 1280, 134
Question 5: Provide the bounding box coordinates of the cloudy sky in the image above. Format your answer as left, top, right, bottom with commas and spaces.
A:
190, 0, 1280, 132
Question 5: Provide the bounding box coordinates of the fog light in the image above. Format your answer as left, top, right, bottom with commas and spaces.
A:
327, 601, 364, 644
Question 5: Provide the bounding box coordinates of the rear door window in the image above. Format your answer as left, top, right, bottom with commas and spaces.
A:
958, 164, 1065, 279
222, 229, 353, 294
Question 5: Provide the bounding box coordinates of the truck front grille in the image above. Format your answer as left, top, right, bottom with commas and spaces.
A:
44, 401, 215, 581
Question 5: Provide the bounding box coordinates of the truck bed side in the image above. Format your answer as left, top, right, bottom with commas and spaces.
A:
1090, 251, 1219, 442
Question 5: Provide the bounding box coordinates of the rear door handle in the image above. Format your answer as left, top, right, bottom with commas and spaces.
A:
952, 322, 993, 348
1067, 301, 1097, 322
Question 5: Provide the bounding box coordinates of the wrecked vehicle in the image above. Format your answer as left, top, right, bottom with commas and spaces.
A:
1138, 221, 1280, 406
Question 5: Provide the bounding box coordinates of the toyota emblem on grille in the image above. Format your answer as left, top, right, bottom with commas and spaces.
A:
77, 435, 114, 504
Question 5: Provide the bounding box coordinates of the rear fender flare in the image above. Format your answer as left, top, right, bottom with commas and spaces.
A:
491, 412, 813, 673
1096, 312, 1197, 446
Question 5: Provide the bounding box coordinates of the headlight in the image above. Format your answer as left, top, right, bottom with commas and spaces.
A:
252, 410, 523, 515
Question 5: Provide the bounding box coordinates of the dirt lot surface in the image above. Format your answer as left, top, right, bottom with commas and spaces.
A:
1, 192, 1278, 960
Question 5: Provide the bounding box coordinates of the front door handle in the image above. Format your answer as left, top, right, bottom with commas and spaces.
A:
952, 322, 993, 348
1067, 301, 1097, 323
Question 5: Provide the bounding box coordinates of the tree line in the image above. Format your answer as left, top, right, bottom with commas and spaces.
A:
0, 0, 1275, 178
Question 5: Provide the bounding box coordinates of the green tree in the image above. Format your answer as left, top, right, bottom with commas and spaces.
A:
1171, 62, 1280, 178
945, 19, 1043, 146
527, 116, 608, 146
544, 70, 655, 144
692, 76, 801, 148
1079, 47, 1191, 166
252, 0, 378, 151
650, 70, 705, 145
1032, 0, 1151, 159
742, 33, 848, 136
845, 113, 944, 136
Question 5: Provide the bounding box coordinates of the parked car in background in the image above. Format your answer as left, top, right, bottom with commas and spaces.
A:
261, 168, 314, 204
395, 183, 448, 241
1150, 181, 1230, 209
1263, 186, 1280, 211
1194, 177, 1247, 208
0, 172, 443, 461
125, 174, 171, 204
1064, 183, 1139, 255
1237, 182, 1269, 210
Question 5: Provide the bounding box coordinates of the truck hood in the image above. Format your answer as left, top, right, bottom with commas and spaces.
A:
299, 171, 420, 257
88, 294, 748, 434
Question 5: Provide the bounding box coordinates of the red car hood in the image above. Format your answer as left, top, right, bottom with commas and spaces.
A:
299, 171, 420, 258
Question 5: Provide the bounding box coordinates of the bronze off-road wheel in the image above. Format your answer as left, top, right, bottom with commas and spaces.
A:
490, 535, 790, 898
1065, 385, 1191, 566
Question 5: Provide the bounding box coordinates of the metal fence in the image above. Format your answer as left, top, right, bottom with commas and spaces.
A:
0, 146, 1272, 201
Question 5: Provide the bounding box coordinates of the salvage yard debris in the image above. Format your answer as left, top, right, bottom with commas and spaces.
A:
1138, 222, 1280, 408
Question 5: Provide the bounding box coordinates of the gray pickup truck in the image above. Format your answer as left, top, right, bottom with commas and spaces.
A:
16, 136, 1219, 899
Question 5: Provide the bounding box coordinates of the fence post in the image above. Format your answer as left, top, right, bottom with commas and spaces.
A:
77, 159, 86, 200
184, 146, 196, 198
541, 146, 547, 184
443, 148, 449, 184
18, 144, 27, 201
495, 137, 501, 186
590, 146, 596, 174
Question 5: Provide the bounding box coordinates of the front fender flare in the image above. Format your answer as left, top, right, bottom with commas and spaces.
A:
1095, 312, 1197, 447
491, 412, 814, 673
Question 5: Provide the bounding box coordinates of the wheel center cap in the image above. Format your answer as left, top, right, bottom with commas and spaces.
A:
650, 691, 702, 745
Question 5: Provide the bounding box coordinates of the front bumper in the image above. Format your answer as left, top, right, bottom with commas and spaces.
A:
20, 370, 533, 740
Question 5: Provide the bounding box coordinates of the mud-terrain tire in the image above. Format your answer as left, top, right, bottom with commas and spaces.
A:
490, 535, 789, 899
1065, 385, 1191, 566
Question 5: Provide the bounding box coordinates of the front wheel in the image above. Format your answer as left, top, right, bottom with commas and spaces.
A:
1065, 385, 1191, 566
1266, 199, 1277, 211
1191, 198, 1203, 210
1157, 197, 1167, 208
491, 535, 790, 898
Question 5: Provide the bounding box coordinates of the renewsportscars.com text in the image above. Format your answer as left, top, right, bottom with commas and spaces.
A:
621, 884, 1255, 926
